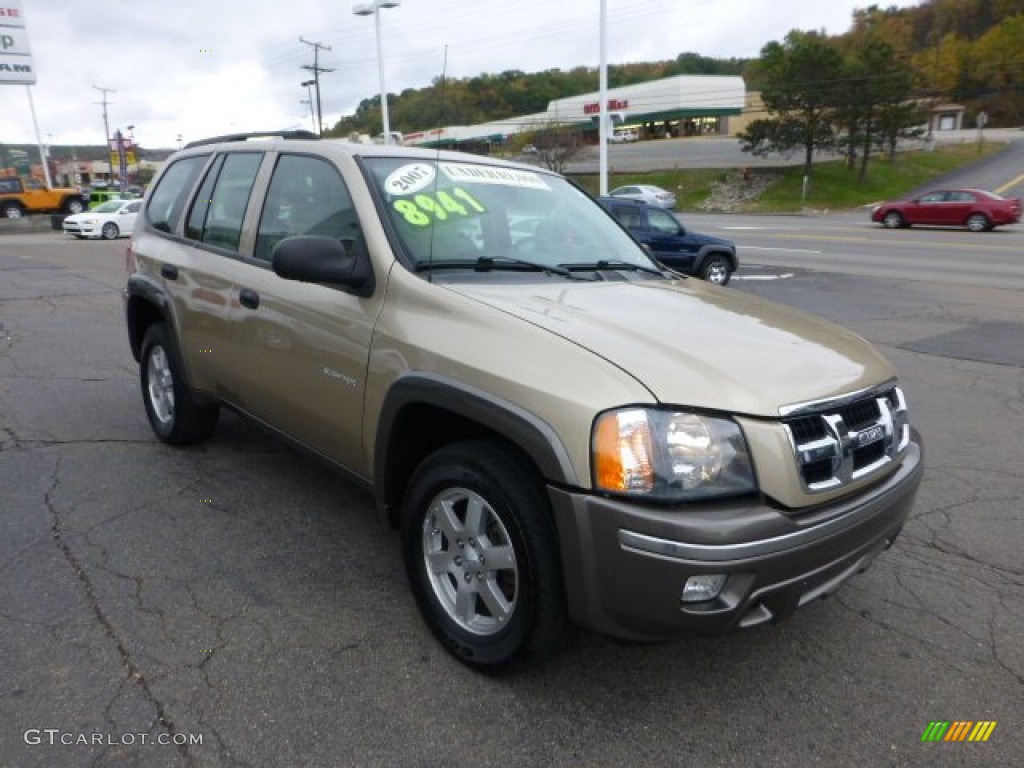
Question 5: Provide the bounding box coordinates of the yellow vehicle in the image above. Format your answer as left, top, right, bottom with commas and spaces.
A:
0, 176, 85, 218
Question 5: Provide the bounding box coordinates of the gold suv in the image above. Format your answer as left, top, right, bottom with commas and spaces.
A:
124, 132, 923, 673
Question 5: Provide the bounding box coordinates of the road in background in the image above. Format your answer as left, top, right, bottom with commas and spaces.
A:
682, 211, 1024, 290
1, 231, 1021, 767
561, 128, 1024, 196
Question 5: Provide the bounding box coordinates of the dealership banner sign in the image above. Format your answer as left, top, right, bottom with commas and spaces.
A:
0, 1, 36, 85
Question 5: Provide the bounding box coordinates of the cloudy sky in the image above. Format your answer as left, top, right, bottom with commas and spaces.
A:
1, 0, 923, 150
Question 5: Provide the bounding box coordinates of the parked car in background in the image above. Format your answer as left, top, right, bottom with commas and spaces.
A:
871, 188, 1021, 231
598, 197, 737, 285
85, 188, 127, 209
63, 199, 141, 239
608, 183, 676, 209
609, 128, 639, 143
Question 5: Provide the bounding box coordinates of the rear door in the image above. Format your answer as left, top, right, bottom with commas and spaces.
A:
910, 191, 949, 225
169, 151, 265, 399
943, 190, 975, 225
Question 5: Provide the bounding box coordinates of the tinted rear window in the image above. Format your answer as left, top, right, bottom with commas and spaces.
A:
146, 155, 209, 233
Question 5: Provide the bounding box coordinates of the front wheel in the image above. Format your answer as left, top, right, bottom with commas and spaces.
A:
139, 323, 219, 445
700, 254, 732, 285
64, 198, 85, 215
3, 203, 22, 219
401, 440, 569, 674
966, 213, 990, 232
882, 211, 904, 229
101, 222, 119, 240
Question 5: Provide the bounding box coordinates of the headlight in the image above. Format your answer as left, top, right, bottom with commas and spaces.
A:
592, 408, 756, 501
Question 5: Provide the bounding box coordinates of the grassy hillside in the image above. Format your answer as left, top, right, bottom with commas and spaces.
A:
571, 142, 1007, 212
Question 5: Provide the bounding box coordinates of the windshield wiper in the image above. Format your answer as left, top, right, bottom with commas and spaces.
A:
561, 259, 666, 277
416, 256, 592, 280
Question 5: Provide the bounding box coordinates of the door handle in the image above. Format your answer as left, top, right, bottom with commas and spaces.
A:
160, 263, 178, 280
239, 288, 260, 310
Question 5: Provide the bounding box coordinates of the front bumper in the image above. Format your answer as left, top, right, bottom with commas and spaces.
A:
63, 222, 101, 237
549, 438, 922, 642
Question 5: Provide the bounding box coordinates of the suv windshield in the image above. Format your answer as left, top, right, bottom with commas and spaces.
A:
363, 157, 659, 275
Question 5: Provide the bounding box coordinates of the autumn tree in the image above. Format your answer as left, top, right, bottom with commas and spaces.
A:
739, 31, 845, 178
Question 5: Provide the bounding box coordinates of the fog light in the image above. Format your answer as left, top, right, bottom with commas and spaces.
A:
682, 574, 727, 603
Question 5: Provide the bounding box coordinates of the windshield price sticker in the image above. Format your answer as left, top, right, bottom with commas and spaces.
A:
384, 163, 437, 196
439, 163, 550, 191
392, 187, 486, 227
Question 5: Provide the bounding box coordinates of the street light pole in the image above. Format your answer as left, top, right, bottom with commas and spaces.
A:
353, 1, 400, 145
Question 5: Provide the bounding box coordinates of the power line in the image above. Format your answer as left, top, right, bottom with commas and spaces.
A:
299, 37, 334, 135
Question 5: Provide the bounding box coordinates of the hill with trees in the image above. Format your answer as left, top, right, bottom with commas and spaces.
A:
328, 0, 1023, 140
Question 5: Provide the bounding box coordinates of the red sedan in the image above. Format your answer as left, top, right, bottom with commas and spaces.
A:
871, 188, 1022, 232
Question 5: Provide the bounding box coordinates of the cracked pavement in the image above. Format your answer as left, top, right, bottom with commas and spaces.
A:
1, 233, 1021, 767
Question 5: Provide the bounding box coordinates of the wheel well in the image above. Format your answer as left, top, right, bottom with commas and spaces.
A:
381, 403, 545, 529
699, 248, 736, 270
126, 297, 165, 362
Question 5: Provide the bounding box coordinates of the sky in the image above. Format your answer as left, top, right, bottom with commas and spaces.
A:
0, 0, 924, 150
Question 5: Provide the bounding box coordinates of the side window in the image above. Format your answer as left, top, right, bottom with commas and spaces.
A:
146, 155, 209, 233
197, 153, 263, 251
185, 155, 224, 241
647, 208, 680, 234
255, 154, 359, 262
0, 178, 19, 193
125, 201, 142, 214
920, 192, 946, 203
26, 178, 44, 190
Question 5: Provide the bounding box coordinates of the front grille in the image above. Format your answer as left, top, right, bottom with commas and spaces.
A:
783, 386, 910, 493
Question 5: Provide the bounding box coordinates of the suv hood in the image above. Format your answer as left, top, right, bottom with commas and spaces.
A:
450, 278, 893, 417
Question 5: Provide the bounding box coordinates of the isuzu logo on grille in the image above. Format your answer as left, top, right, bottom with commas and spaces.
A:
786, 387, 910, 493
855, 424, 885, 447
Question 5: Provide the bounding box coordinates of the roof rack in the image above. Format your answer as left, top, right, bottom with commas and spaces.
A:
184, 130, 321, 149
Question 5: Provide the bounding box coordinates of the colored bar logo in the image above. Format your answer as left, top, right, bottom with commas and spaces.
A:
921, 721, 997, 742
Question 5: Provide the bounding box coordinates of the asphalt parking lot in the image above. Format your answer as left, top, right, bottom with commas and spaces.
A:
1, 229, 1022, 767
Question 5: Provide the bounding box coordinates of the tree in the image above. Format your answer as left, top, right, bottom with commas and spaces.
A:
529, 122, 585, 174
740, 31, 845, 178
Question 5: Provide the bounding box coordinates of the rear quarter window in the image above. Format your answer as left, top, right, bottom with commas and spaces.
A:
145, 155, 210, 233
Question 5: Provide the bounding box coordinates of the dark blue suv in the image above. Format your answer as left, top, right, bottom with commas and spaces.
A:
598, 197, 738, 285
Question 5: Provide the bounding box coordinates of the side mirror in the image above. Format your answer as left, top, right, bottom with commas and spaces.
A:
272, 235, 375, 297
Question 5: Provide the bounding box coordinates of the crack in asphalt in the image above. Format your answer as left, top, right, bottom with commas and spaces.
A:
45, 455, 199, 768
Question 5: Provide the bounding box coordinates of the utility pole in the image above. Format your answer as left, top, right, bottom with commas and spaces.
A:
299, 38, 334, 135
93, 85, 115, 182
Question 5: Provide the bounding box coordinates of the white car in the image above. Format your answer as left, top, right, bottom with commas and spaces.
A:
609, 184, 676, 209
63, 199, 142, 239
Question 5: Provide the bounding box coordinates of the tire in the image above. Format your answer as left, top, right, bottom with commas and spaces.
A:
966, 213, 990, 232
139, 323, 219, 445
700, 253, 732, 285
64, 198, 85, 215
3, 203, 22, 219
101, 222, 119, 240
401, 439, 569, 674
882, 211, 904, 229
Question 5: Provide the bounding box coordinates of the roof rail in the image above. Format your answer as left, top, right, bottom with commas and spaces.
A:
184, 130, 321, 149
